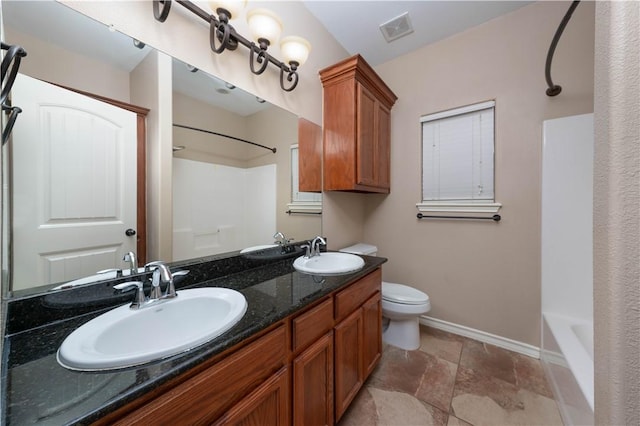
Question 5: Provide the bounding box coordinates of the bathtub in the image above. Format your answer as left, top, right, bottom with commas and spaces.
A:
542, 312, 594, 425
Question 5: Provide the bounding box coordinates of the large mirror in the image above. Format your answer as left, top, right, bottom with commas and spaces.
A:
1, 0, 321, 297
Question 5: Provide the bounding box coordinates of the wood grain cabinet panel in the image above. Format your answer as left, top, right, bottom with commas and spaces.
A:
293, 298, 334, 353
214, 367, 290, 426
362, 292, 382, 378
334, 308, 365, 421
319, 55, 397, 193
293, 332, 334, 426
298, 118, 323, 193
335, 268, 381, 322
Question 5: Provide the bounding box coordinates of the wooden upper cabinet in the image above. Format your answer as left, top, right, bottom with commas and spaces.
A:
298, 118, 322, 193
320, 54, 397, 193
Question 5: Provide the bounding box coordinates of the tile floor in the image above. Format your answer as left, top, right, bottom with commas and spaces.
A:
338, 326, 563, 426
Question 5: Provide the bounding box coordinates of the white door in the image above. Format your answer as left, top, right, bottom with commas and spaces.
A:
11, 73, 138, 290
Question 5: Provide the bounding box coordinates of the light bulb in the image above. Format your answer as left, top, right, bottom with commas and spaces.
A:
247, 8, 283, 47
209, 0, 246, 20
280, 36, 311, 68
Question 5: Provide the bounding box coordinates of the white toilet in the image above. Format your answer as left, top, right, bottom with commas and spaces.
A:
339, 243, 431, 350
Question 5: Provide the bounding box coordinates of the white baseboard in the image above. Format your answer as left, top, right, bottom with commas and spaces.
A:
419, 315, 541, 359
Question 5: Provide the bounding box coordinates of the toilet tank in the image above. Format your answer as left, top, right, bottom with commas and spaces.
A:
339, 243, 378, 256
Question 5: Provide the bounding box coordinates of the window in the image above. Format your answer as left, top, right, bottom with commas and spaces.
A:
417, 100, 501, 213
288, 144, 322, 213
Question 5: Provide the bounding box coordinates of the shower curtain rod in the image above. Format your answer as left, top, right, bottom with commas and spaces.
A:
545, 0, 580, 97
173, 123, 277, 153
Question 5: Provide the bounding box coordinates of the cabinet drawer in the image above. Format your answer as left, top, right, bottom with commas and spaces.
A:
292, 298, 334, 353
115, 324, 287, 425
335, 269, 381, 322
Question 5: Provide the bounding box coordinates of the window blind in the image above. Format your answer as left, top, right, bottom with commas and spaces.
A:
421, 102, 495, 201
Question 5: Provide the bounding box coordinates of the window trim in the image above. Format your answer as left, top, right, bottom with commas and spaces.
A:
418, 100, 500, 214
290, 144, 322, 214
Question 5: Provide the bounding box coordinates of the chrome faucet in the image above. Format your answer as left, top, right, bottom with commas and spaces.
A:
310, 236, 326, 257
144, 261, 189, 300
123, 251, 138, 276
273, 231, 292, 246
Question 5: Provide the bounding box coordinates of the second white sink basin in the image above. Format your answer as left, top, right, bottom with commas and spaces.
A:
57, 287, 247, 371
293, 252, 365, 275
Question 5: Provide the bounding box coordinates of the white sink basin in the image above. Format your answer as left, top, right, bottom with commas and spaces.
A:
293, 252, 365, 275
57, 288, 247, 371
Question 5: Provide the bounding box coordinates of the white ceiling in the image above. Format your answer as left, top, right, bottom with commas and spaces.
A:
302, 1, 532, 66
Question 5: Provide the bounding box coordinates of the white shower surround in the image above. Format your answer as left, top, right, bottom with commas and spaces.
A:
172, 158, 276, 261
541, 113, 594, 425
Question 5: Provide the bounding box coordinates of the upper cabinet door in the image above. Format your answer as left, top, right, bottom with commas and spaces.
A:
320, 54, 397, 194
298, 118, 323, 193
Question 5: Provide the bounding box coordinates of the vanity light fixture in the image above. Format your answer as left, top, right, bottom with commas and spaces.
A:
151, 0, 310, 92
246, 8, 282, 75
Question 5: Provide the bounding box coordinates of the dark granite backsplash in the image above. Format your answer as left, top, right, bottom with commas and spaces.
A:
2, 246, 383, 425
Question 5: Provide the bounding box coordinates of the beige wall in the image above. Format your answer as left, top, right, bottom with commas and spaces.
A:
593, 2, 640, 424
327, 1, 595, 346
246, 108, 322, 241
172, 92, 251, 168
4, 26, 131, 102
131, 50, 173, 261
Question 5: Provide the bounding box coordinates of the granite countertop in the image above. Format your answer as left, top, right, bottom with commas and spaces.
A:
1, 250, 386, 425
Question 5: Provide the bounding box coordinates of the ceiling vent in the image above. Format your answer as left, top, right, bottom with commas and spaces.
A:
379, 12, 414, 43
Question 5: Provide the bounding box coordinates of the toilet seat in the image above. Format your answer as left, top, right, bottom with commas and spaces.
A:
382, 282, 430, 305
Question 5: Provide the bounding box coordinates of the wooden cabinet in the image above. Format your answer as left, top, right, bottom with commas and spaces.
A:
298, 118, 322, 193
333, 269, 383, 421
335, 308, 364, 420
320, 55, 397, 193
293, 332, 334, 426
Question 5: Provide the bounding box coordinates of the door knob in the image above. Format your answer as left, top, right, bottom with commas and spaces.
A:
125, 228, 136, 237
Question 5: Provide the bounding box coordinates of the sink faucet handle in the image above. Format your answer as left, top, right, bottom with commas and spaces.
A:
301, 244, 311, 258
113, 281, 146, 309
164, 270, 188, 298
144, 260, 165, 272
97, 268, 123, 278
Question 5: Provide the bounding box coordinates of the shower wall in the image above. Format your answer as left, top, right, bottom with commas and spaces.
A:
172, 158, 276, 261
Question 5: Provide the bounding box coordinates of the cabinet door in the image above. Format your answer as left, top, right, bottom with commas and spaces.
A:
293, 332, 334, 426
298, 118, 323, 193
334, 308, 363, 421
362, 292, 382, 378
376, 103, 391, 190
214, 366, 290, 426
356, 83, 377, 187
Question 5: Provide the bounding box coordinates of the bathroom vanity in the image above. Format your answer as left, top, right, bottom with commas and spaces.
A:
1, 250, 385, 425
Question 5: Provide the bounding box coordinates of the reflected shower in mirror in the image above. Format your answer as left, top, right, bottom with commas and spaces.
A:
1, 0, 321, 296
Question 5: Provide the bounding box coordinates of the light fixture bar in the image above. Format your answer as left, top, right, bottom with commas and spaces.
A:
154, 0, 304, 91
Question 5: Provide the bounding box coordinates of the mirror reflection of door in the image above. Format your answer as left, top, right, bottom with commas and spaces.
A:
11, 74, 138, 290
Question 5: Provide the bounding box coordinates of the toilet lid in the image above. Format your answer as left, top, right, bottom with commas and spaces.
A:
382, 282, 429, 305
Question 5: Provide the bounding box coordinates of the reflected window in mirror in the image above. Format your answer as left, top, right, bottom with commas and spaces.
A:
288, 145, 322, 214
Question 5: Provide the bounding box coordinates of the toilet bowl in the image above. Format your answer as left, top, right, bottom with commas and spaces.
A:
339, 244, 431, 351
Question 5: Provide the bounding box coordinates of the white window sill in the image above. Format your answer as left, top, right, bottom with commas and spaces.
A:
416, 201, 502, 214
287, 202, 322, 214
